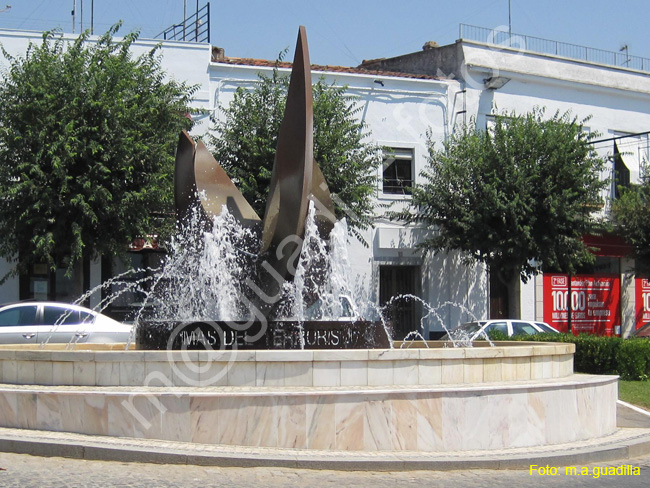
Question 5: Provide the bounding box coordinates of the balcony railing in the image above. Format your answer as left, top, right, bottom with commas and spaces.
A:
459, 24, 650, 73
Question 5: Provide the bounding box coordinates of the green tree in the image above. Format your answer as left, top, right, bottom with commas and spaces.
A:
612, 177, 650, 271
394, 108, 606, 310
209, 61, 380, 241
0, 24, 195, 282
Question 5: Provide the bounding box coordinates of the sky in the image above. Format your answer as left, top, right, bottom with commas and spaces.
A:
0, 1, 648, 68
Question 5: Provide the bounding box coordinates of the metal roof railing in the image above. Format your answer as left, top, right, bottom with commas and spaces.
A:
459, 24, 650, 73
156, 2, 210, 44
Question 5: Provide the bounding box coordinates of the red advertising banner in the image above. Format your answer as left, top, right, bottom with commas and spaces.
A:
543, 274, 620, 336
634, 278, 650, 330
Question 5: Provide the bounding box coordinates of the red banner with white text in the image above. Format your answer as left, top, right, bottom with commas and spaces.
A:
543, 274, 620, 336
634, 277, 650, 330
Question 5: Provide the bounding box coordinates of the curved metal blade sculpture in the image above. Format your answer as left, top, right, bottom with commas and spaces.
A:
174, 26, 335, 318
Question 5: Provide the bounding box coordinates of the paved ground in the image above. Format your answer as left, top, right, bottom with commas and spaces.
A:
0, 451, 649, 488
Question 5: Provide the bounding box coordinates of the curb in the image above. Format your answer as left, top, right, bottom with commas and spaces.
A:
1, 428, 650, 471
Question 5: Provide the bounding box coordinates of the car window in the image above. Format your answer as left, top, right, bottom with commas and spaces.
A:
443, 321, 481, 340
484, 321, 508, 336
0, 306, 38, 326
43, 306, 80, 326
42, 306, 95, 326
79, 311, 94, 324
512, 321, 538, 336
534, 322, 556, 333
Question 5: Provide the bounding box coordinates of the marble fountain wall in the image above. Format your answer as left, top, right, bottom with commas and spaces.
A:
0, 342, 618, 452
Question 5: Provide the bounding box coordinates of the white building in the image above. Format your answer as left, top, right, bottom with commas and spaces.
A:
0, 27, 484, 338
362, 24, 650, 337
3, 24, 650, 338
208, 53, 485, 338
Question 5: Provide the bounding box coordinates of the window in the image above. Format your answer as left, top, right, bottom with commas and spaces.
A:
42, 306, 93, 326
0, 306, 38, 327
484, 321, 508, 336
613, 140, 631, 199
382, 148, 413, 195
611, 132, 649, 194
512, 321, 537, 336
535, 322, 557, 333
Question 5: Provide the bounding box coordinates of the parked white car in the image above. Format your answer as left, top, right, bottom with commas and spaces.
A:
0, 301, 133, 345
440, 319, 559, 342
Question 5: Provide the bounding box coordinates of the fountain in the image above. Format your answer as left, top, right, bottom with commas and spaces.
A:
0, 27, 619, 458
136, 24, 388, 351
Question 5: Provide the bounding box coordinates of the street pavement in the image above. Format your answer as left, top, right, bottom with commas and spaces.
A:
0, 451, 649, 488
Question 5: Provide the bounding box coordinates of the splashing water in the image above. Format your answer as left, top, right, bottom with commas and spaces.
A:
382, 294, 489, 348
281, 202, 356, 321
150, 206, 258, 322
400, 331, 429, 348
49, 200, 483, 351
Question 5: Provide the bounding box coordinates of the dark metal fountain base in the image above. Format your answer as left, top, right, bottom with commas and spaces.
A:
136, 320, 391, 350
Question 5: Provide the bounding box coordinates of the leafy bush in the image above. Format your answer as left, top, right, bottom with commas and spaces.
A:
488, 331, 650, 380
615, 339, 650, 381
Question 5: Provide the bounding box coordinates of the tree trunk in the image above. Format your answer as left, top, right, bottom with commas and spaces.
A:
71, 258, 85, 302
506, 275, 521, 319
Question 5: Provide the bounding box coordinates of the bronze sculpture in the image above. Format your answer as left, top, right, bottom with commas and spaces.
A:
138, 27, 391, 349
173, 26, 335, 316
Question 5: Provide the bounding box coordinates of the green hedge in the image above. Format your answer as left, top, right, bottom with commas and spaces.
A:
489, 332, 650, 381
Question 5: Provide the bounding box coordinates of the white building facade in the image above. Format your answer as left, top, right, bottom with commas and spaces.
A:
207, 56, 485, 338
0, 27, 487, 337
363, 26, 650, 337
3, 25, 650, 338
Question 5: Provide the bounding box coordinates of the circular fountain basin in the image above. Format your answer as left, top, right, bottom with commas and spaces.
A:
0, 342, 618, 453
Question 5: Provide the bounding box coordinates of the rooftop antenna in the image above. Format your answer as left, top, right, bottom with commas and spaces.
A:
508, 0, 512, 46
620, 44, 630, 66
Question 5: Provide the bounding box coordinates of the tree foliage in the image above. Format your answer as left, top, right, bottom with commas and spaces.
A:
209, 61, 380, 241
0, 24, 195, 279
395, 108, 606, 284
612, 175, 650, 270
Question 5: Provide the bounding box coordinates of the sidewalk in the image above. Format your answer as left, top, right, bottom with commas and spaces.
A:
1, 425, 649, 471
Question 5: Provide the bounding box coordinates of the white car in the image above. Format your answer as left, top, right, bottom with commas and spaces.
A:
440, 319, 559, 342
0, 301, 133, 345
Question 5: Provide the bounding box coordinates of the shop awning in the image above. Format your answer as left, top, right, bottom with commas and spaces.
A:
583, 233, 632, 258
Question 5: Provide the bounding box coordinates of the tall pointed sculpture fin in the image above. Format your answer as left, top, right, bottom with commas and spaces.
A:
261, 25, 314, 259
